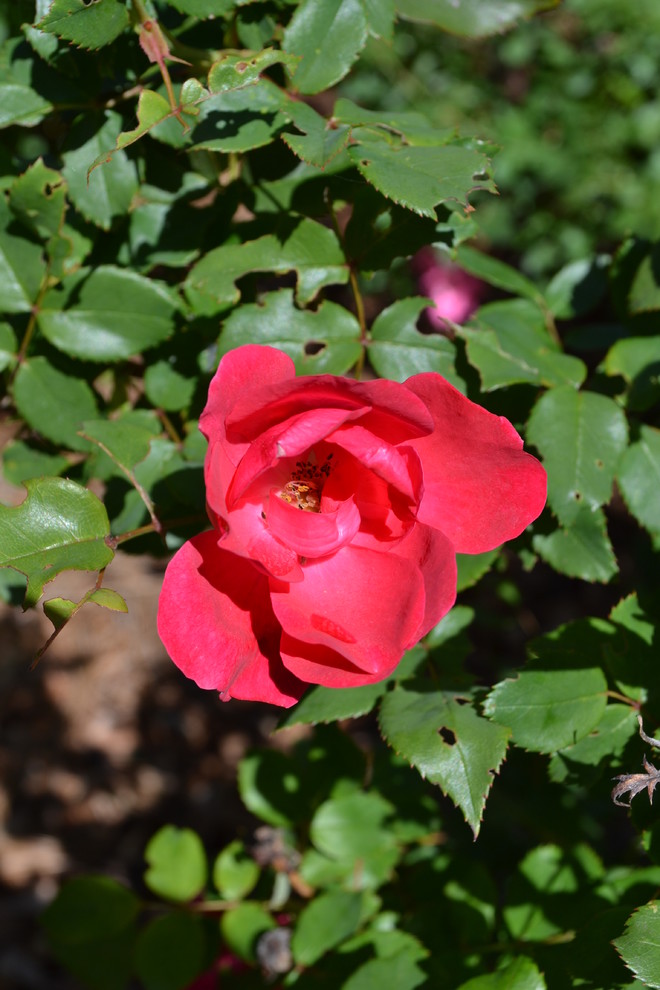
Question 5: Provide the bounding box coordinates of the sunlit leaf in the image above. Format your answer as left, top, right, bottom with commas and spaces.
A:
379, 687, 510, 836
0, 478, 114, 608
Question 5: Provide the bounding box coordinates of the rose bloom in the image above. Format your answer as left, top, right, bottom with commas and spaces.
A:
158, 345, 546, 707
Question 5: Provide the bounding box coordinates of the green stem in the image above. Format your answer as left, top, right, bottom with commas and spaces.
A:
324, 189, 368, 378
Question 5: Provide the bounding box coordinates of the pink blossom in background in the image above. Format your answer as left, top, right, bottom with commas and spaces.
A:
158, 345, 546, 707
412, 247, 484, 327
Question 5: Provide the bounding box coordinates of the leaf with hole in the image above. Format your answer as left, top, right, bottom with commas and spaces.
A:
379, 686, 509, 836
219, 289, 361, 375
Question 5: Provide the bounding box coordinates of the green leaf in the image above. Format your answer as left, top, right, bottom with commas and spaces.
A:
629, 247, 660, 313
43, 596, 77, 631
533, 507, 618, 582
184, 218, 348, 314
614, 901, 660, 989
13, 358, 98, 452
9, 158, 67, 240
503, 844, 603, 941
379, 687, 509, 837
347, 134, 495, 219
618, 426, 660, 534
368, 297, 463, 388
88, 588, 128, 612
0, 41, 53, 128
191, 80, 289, 153
606, 594, 657, 703
484, 620, 609, 753
144, 826, 207, 903
105, 437, 183, 534
394, 0, 557, 38
80, 419, 155, 476
37, 0, 129, 49
457, 956, 547, 990
0, 477, 114, 608
292, 890, 364, 965
207, 49, 300, 93
0, 321, 17, 372
212, 840, 260, 901
363, 0, 395, 39
604, 336, 660, 411
144, 360, 197, 412
0, 208, 45, 314
61, 112, 139, 229
310, 791, 399, 889
220, 903, 275, 963
455, 245, 541, 301
544, 256, 609, 320
219, 289, 361, 375
553, 703, 638, 772
279, 681, 386, 728
461, 299, 586, 390
283, 0, 368, 94
455, 550, 499, 592
283, 100, 351, 167
134, 913, 206, 990
89, 90, 172, 166
527, 386, 628, 526
1, 440, 69, 485
238, 750, 300, 827
38, 266, 178, 361
41, 875, 138, 945
342, 951, 427, 990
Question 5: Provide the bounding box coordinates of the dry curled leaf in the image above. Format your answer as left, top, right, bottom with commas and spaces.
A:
612, 715, 660, 807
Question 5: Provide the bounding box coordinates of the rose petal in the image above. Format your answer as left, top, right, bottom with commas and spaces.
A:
353, 377, 434, 442
227, 377, 367, 440
324, 425, 423, 501
201, 345, 296, 520
157, 531, 305, 707
220, 501, 303, 582
405, 373, 547, 553
393, 522, 457, 640
279, 636, 402, 688
200, 345, 296, 443
267, 491, 361, 558
270, 544, 425, 685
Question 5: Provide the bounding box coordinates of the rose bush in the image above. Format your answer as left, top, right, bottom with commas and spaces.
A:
158, 345, 546, 707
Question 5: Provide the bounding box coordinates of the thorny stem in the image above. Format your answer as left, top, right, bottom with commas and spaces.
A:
131, 0, 186, 126
324, 188, 368, 379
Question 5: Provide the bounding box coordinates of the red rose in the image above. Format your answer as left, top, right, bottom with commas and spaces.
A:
157, 345, 546, 707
